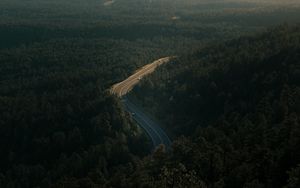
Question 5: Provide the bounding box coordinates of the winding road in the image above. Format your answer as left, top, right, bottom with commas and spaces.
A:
111, 57, 174, 150
111, 57, 173, 97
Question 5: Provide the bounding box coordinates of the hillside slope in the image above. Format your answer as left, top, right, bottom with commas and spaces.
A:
129, 24, 300, 187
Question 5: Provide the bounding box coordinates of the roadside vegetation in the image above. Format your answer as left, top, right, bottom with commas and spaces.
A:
130, 24, 300, 187
0, 0, 299, 187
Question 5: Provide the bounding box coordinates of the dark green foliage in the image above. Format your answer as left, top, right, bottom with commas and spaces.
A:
0, 38, 165, 187
1, 0, 300, 187
130, 25, 300, 187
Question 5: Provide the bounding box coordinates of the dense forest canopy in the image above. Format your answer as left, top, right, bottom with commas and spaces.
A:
2, 0, 300, 49
0, 0, 299, 187
130, 24, 300, 188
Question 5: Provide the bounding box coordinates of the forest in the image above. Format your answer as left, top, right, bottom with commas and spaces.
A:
0, 0, 300, 187
130, 24, 300, 187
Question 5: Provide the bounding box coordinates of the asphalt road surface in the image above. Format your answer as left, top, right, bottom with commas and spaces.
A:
111, 57, 173, 97
123, 96, 172, 150
111, 57, 174, 150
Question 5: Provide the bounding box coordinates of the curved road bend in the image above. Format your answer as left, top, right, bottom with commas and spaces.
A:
123, 96, 172, 149
110, 57, 174, 150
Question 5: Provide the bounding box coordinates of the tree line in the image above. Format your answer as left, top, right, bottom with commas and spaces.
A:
129, 24, 300, 188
